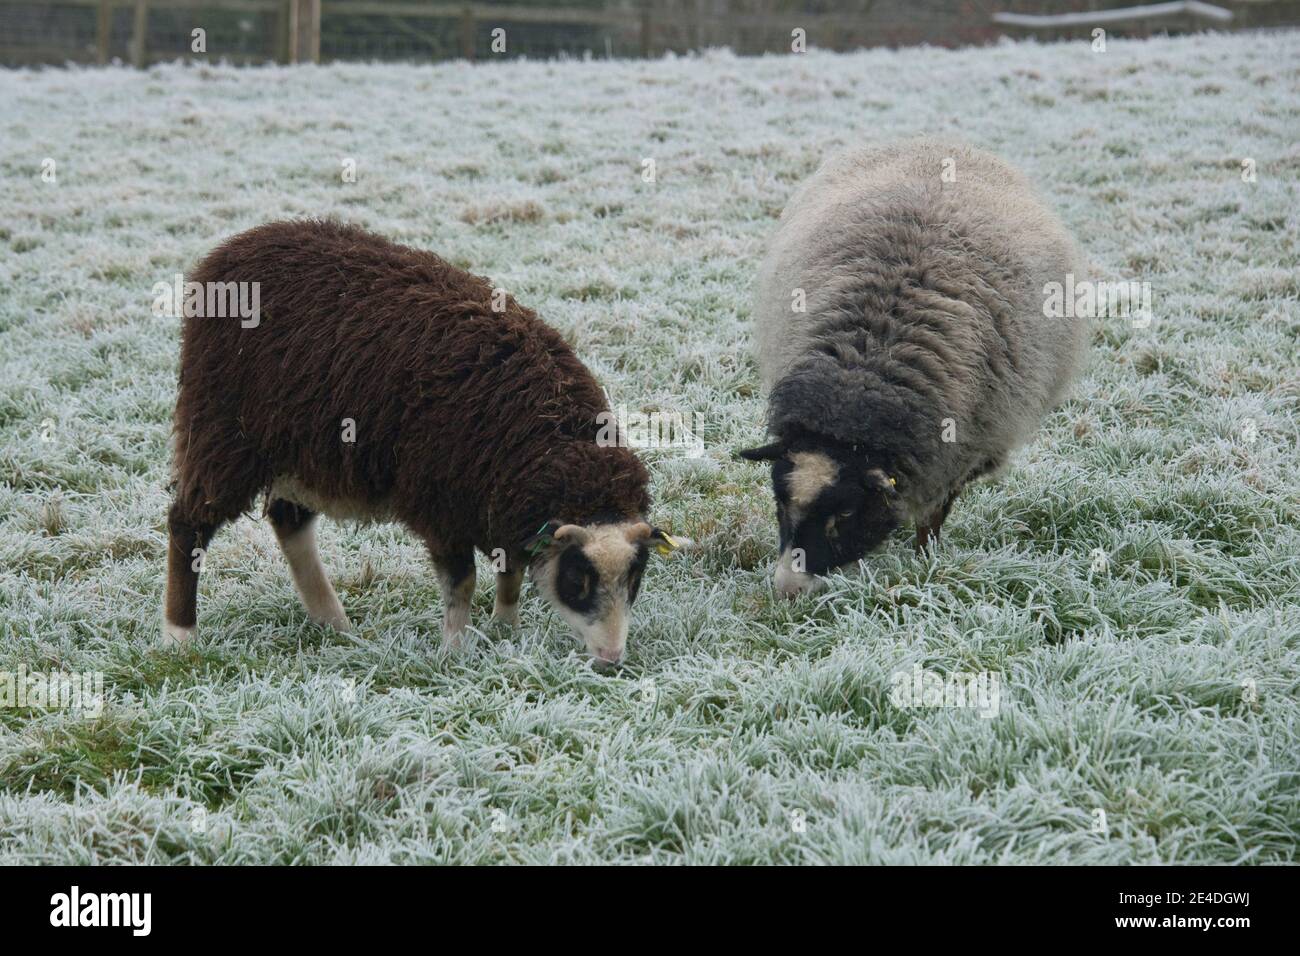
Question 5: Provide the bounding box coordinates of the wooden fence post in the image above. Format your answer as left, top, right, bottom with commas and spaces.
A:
275, 0, 290, 63
130, 0, 147, 68
309, 0, 321, 61
290, 0, 320, 63
97, 0, 111, 64
460, 7, 476, 60
640, 6, 652, 58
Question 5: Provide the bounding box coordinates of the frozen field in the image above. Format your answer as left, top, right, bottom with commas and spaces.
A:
0, 30, 1297, 864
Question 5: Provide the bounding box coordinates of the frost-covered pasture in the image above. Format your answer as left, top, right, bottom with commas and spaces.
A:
0, 31, 1298, 864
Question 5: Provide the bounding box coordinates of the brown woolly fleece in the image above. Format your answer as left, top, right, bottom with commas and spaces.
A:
166, 219, 649, 626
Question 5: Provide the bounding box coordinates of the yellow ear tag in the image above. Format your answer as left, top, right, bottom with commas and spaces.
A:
653, 533, 682, 556
889, 477, 897, 486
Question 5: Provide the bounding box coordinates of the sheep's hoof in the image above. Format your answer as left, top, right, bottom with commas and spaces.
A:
312, 614, 353, 633
442, 621, 471, 650
492, 605, 520, 628
161, 621, 196, 646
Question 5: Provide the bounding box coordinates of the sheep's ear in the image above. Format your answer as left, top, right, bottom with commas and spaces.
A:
523, 519, 563, 556
624, 522, 654, 543
863, 468, 899, 498
552, 524, 590, 545
736, 442, 783, 462
624, 522, 687, 556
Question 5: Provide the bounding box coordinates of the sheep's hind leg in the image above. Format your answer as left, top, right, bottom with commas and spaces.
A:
268, 499, 351, 632
493, 566, 524, 627
429, 545, 476, 646
164, 502, 221, 645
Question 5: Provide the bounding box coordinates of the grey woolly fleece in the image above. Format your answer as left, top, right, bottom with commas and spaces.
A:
754, 138, 1091, 520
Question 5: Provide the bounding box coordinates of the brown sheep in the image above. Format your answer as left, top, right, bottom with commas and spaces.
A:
163, 219, 678, 664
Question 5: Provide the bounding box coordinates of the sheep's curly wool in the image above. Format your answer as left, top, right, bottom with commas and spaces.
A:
755, 139, 1090, 518
171, 219, 650, 555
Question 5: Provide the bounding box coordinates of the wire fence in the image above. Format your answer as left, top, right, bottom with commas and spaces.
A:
2, 0, 1298, 66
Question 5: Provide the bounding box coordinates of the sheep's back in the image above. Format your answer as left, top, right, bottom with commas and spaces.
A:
755, 139, 1088, 469
174, 220, 610, 522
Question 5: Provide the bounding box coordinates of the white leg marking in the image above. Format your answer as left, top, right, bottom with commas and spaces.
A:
162, 620, 197, 646
492, 597, 520, 627
445, 601, 471, 637
438, 566, 475, 646
277, 520, 352, 632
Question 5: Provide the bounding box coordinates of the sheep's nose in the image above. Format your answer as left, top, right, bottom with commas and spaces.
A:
592, 647, 624, 665
773, 562, 817, 599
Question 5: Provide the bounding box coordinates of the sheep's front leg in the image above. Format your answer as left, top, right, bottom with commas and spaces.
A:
493, 566, 524, 627
429, 546, 475, 645
269, 500, 351, 632
915, 489, 960, 553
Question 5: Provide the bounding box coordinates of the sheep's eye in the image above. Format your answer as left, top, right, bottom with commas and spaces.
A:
838, 509, 855, 519
562, 567, 593, 600
556, 550, 600, 611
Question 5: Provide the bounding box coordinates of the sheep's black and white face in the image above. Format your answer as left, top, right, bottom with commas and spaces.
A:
528, 521, 659, 665
739, 443, 904, 598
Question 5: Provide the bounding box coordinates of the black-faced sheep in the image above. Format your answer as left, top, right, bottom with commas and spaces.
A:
740, 139, 1089, 596
164, 219, 678, 663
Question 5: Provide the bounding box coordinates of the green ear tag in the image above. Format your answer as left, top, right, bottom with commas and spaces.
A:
526, 523, 554, 557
